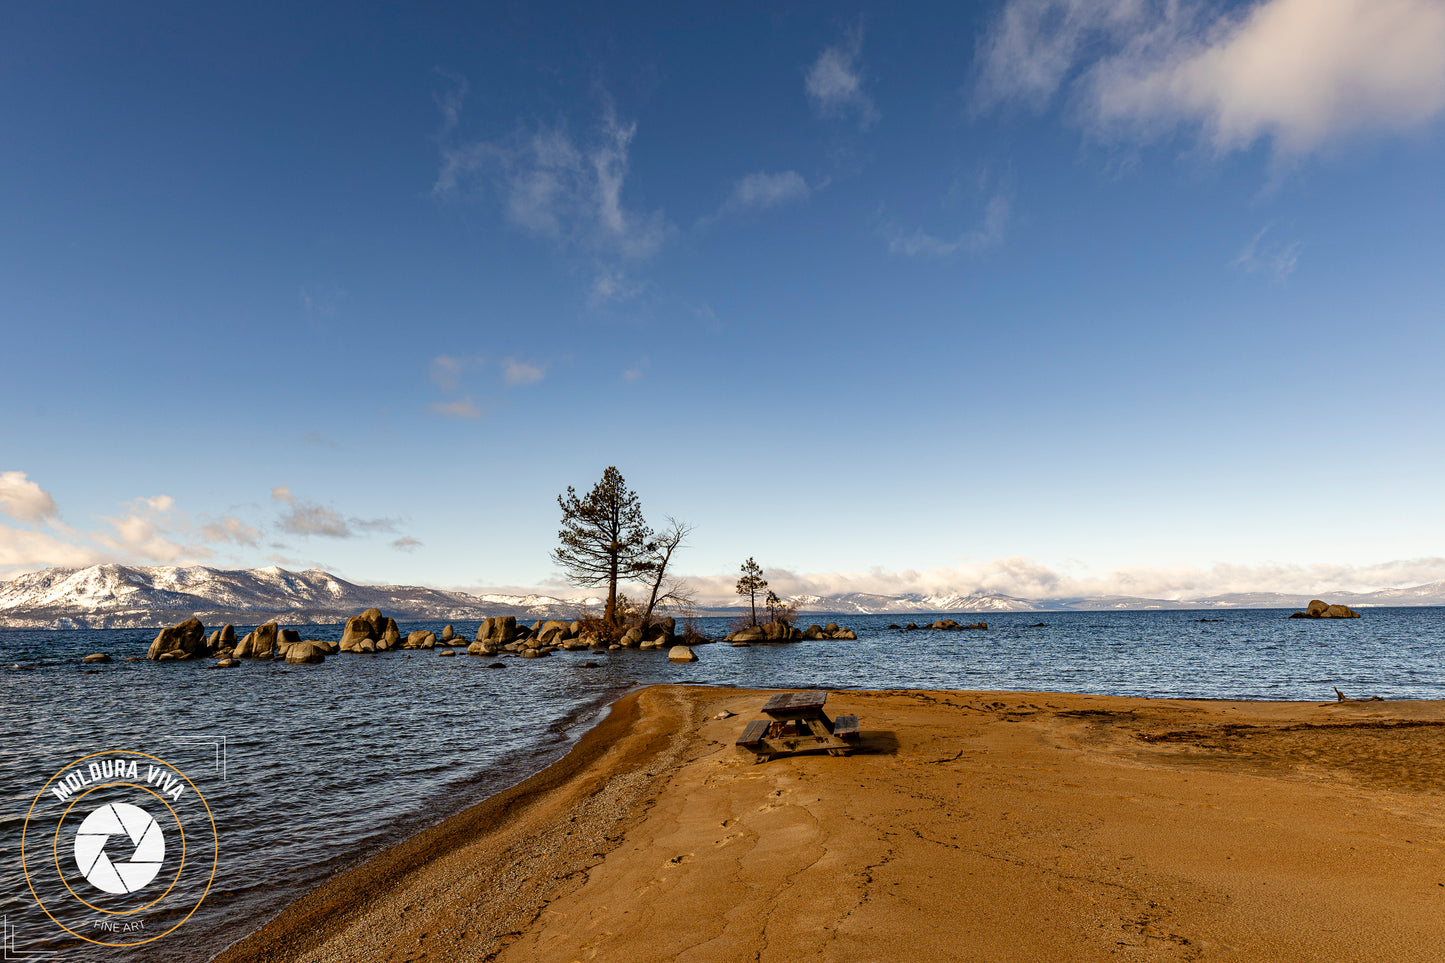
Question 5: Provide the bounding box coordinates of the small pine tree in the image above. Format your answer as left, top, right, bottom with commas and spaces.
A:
736, 557, 768, 627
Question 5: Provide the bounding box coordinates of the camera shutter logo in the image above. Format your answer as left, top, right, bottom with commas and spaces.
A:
73, 802, 167, 894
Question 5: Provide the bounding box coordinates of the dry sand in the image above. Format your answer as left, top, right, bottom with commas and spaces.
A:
216, 686, 1445, 962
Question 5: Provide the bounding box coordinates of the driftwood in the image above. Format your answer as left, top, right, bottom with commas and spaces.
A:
1334, 686, 1384, 703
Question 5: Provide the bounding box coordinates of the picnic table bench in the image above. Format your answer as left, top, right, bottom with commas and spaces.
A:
735, 691, 860, 763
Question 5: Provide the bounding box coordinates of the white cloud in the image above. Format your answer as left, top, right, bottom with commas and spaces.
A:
198, 516, 262, 547
430, 398, 482, 419
392, 536, 423, 552
622, 357, 648, 383
502, 358, 545, 386
434, 85, 669, 262
806, 23, 879, 127
977, 0, 1445, 155
886, 194, 1011, 257
1231, 224, 1301, 280
0, 471, 59, 523
272, 486, 397, 539
723, 171, 811, 214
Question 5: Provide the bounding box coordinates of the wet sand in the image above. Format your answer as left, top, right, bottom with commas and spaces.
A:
216, 686, 1445, 962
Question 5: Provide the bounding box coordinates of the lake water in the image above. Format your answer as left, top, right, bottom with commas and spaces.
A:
3, 607, 1442, 960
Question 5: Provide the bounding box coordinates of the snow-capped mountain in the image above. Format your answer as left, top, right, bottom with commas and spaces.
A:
783, 592, 1047, 615
0, 564, 598, 628
3, 564, 1444, 629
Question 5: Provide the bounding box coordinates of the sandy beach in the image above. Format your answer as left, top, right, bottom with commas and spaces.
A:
216, 685, 1445, 962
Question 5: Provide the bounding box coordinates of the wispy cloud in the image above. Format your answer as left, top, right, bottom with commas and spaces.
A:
622, 357, 648, 383
271, 486, 397, 539
502, 358, 545, 386
392, 536, 423, 552
434, 81, 670, 263
1231, 224, 1301, 281
806, 21, 878, 127
301, 431, 340, 449
976, 0, 1445, 155
885, 194, 1011, 258
429, 398, 482, 419
721, 171, 812, 216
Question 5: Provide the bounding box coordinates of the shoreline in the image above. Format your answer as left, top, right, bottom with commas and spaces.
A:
215, 685, 1445, 962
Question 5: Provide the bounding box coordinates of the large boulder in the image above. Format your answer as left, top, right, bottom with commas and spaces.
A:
467, 640, 498, 656
235, 622, 279, 658
804, 624, 826, 640
379, 618, 401, 649
668, 645, 697, 662
285, 642, 328, 664
441, 624, 455, 642
729, 626, 765, 643
620, 627, 644, 648
1291, 600, 1361, 619
219, 624, 237, 646
404, 630, 437, 650
476, 616, 518, 646
339, 616, 375, 651
147, 617, 206, 660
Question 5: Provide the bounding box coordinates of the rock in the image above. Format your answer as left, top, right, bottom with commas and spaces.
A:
730, 626, 765, 643
379, 618, 401, 650
438, 649, 456, 657
405, 630, 437, 650
207, 630, 221, 649
83, 653, 111, 663
962, 622, 988, 631
762, 621, 788, 641
157, 650, 189, 661
235, 622, 279, 658
441, 624, 455, 642
215, 658, 239, 668
887, 623, 901, 630
520, 648, 549, 658
731, 641, 751, 647
147, 617, 206, 660
833, 629, 858, 640
284, 642, 327, 664
824, 622, 839, 634
620, 627, 644, 648
340, 616, 376, 652
467, 640, 498, 656
219, 624, 237, 646
280, 628, 301, 645
714, 710, 735, 719
488, 662, 506, 669
904, 622, 918, 631
668, 645, 697, 662
1290, 600, 1361, 619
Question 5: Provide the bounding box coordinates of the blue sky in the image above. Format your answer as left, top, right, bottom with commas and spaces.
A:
3, 0, 1444, 601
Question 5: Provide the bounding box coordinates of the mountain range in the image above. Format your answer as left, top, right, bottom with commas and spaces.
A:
1, 563, 1443, 629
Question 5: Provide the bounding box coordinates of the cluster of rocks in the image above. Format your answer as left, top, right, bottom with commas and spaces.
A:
889, 619, 988, 631
145, 616, 333, 665
466, 615, 681, 658
1290, 600, 1361, 620
134, 609, 699, 667
725, 621, 858, 645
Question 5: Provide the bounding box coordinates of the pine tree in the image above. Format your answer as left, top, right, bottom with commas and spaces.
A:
552, 467, 652, 627
736, 557, 768, 627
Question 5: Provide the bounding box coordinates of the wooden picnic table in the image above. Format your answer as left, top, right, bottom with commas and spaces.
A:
735, 691, 859, 763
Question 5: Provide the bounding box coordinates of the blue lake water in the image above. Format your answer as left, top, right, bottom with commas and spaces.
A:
2, 607, 1442, 960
